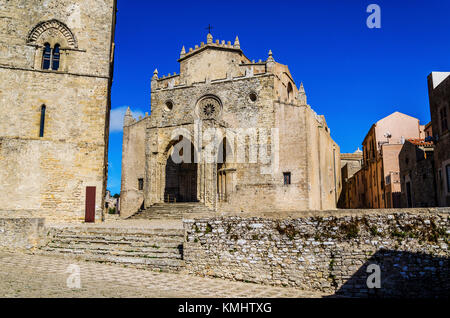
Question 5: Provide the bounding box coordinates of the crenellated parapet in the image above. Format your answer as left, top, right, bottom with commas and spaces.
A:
178, 33, 242, 61
153, 72, 182, 90
150, 33, 312, 113
151, 36, 280, 92
123, 107, 151, 128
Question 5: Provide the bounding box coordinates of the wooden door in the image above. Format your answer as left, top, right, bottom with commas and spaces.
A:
85, 186, 96, 223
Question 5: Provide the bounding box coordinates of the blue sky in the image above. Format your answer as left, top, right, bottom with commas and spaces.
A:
107, 0, 450, 195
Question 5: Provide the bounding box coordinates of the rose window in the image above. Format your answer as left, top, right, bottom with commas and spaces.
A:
197, 96, 221, 119
203, 103, 216, 116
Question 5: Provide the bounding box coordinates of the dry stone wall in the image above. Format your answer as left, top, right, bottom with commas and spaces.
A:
183, 208, 449, 297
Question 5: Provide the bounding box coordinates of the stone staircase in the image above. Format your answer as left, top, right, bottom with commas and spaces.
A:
129, 202, 213, 220
35, 226, 185, 272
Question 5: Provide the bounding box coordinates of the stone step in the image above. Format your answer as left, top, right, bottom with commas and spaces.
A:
129, 203, 213, 220
152, 202, 202, 206
50, 234, 183, 245
83, 254, 185, 270
131, 211, 208, 218
38, 225, 186, 272
133, 215, 186, 220
41, 246, 183, 259
46, 242, 182, 253
36, 250, 185, 272
49, 227, 184, 236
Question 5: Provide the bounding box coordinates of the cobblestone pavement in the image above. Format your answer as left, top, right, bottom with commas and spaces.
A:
0, 252, 329, 298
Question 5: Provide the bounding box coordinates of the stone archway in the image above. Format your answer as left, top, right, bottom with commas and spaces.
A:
164, 140, 198, 203
217, 137, 234, 202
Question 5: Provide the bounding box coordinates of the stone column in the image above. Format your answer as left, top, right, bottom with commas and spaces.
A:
160, 161, 165, 203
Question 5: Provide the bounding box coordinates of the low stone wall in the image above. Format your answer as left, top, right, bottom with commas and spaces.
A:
0, 218, 48, 250
0, 210, 95, 224
183, 208, 449, 297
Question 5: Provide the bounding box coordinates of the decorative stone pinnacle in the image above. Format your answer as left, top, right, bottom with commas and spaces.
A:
152, 69, 158, 79
180, 46, 186, 56
267, 50, 275, 63
123, 106, 135, 127
207, 33, 213, 44
234, 36, 240, 49
298, 82, 307, 105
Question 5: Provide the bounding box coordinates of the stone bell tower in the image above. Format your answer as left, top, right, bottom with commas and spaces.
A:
0, 0, 117, 222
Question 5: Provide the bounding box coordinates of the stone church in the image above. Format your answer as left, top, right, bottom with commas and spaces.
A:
121, 33, 341, 218
0, 0, 117, 222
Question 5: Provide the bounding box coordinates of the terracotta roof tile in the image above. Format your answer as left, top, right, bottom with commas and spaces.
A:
407, 138, 434, 147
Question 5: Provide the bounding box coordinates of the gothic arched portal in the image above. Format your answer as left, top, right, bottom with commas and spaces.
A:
164, 140, 198, 203
217, 137, 233, 202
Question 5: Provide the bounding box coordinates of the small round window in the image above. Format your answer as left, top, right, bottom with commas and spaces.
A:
249, 92, 257, 103
165, 100, 174, 111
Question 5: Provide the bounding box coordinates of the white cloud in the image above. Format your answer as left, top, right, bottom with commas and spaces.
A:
110, 106, 144, 133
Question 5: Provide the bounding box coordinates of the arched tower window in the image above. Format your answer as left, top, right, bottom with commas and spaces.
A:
42, 43, 51, 70
39, 105, 46, 137
287, 82, 293, 101
28, 20, 78, 72
52, 44, 60, 71
42, 44, 61, 71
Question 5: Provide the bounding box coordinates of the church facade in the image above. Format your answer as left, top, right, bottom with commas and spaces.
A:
120, 33, 341, 218
0, 0, 117, 222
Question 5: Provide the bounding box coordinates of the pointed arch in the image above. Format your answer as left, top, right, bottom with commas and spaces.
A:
164, 138, 198, 203
287, 82, 293, 101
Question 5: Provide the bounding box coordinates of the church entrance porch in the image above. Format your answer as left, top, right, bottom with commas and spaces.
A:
164, 156, 198, 203
142, 126, 238, 214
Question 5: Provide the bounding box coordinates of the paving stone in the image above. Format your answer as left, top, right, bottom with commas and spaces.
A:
0, 252, 328, 298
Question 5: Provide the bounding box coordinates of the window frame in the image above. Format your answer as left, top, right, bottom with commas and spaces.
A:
52, 44, 61, 71
283, 172, 291, 185
287, 82, 293, 101
39, 105, 46, 138
42, 43, 52, 70
42, 43, 61, 71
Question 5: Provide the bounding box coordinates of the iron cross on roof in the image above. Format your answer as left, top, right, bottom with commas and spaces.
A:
205, 24, 213, 34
